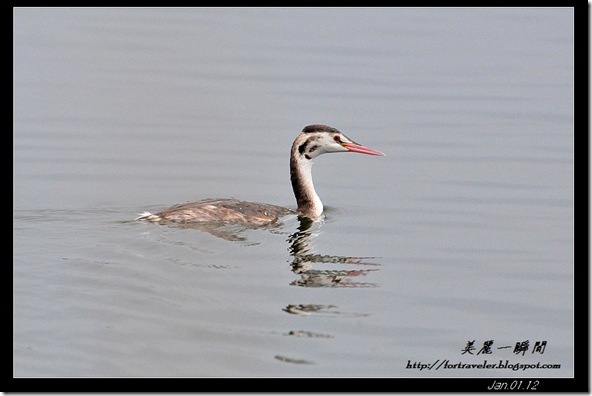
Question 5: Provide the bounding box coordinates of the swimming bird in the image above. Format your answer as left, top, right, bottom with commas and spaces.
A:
136, 124, 384, 225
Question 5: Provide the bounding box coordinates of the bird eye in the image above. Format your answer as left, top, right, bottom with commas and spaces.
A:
333, 135, 342, 143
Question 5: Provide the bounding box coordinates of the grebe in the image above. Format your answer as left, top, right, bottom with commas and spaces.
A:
137, 124, 384, 225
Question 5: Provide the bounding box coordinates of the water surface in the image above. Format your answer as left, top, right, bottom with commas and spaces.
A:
13, 7, 574, 379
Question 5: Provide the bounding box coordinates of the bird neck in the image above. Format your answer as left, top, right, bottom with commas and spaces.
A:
290, 150, 323, 219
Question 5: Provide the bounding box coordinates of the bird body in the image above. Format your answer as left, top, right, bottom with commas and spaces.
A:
137, 124, 383, 225
137, 198, 294, 226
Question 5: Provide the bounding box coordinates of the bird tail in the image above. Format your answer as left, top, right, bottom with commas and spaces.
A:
135, 211, 161, 222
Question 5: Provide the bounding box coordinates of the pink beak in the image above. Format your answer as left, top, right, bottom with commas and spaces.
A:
342, 141, 385, 156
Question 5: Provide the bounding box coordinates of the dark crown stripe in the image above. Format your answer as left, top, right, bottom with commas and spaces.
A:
302, 124, 341, 134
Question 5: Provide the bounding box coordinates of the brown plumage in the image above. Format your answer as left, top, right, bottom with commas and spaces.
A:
137, 198, 294, 226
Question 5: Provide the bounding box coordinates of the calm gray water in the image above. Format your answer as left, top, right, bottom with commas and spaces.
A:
13, 8, 573, 379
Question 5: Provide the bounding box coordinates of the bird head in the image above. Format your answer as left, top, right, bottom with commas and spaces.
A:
293, 124, 385, 160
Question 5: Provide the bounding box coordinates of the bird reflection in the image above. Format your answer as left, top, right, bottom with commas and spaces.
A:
287, 216, 380, 288
280, 216, 380, 364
